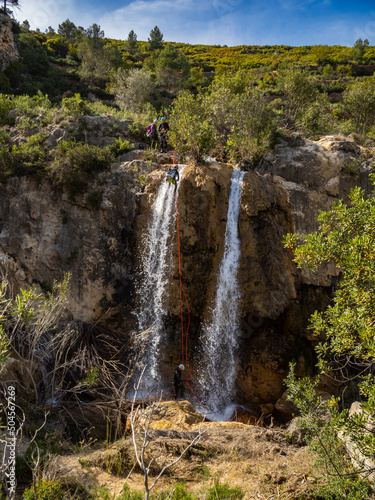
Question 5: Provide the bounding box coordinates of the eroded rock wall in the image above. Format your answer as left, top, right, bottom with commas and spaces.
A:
0, 14, 19, 70
0, 133, 371, 407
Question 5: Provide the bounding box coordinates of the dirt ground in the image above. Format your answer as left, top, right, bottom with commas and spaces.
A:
41, 401, 317, 499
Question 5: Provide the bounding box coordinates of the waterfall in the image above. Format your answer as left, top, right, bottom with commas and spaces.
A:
137, 167, 185, 383
201, 168, 245, 413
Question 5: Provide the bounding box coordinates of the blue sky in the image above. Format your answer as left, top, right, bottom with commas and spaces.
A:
14, 0, 375, 46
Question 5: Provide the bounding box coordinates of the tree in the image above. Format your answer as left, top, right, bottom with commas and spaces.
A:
111, 67, 154, 113
148, 25, 163, 51
57, 18, 79, 43
1, 0, 18, 15
154, 44, 190, 92
280, 68, 318, 124
230, 87, 276, 162
343, 79, 375, 135
353, 38, 369, 64
284, 177, 375, 491
126, 29, 138, 55
77, 25, 117, 86
169, 90, 214, 163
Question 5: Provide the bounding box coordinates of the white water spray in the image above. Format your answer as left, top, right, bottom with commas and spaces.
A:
137, 167, 185, 382
201, 168, 245, 412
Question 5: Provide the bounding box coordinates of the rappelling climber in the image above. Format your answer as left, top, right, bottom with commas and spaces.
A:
158, 116, 169, 153
173, 364, 186, 400
166, 165, 179, 187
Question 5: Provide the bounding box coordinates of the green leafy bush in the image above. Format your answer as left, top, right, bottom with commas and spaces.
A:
23, 479, 64, 500
49, 139, 113, 195
111, 137, 132, 156
0, 133, 47, 182
206, 480, 244, 500
0, 94, 13, 125
62, 93, 89, 119
13, 92, 51, 117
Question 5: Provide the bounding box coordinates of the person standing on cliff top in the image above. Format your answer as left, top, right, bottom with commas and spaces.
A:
173, 364, 185, 400
158, 117, 169, 153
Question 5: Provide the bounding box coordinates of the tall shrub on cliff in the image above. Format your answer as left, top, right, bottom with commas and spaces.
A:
169, 90, 213, 163
343, 79, 375, 136
284, 178, 375, 497
111, 67, 155, 114
280, 68, 331, 132
229, 88, 275, 162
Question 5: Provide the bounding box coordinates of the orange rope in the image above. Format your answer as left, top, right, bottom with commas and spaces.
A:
175, 192, 184, 365
174, 177, 207, 410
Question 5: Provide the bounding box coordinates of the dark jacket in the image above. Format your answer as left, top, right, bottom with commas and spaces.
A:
174, 368, 183, 385
159, 122, 169, 133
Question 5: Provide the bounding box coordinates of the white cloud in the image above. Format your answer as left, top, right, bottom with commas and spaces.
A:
14, 0, 81, 30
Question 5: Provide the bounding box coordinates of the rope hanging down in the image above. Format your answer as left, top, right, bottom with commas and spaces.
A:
173, 157, 205, 408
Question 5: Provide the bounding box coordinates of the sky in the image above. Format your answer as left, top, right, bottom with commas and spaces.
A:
13, 0, 375, 47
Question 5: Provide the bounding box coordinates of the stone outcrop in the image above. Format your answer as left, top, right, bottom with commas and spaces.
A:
0, 14, 19, 70
0, 128, 371, 411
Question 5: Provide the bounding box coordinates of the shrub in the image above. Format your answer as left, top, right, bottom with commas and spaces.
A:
0, 133, 47, 182
206, 480, 244, 500
111, 137, 132, 156
62, 93, 89, 119
0, 94, 13, 125
13, 92, 51, 117
111, 67, 154, 113
118, 484, 144, 500
23, 479, 64, 500
49, 139, 113, 194
170, 90, 214, 163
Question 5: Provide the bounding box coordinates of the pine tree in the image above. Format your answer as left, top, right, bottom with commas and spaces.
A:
126, 30, 138, 54
148, 25, 163, 51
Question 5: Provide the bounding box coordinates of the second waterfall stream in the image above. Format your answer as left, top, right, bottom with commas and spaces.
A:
201, 168, 245, 416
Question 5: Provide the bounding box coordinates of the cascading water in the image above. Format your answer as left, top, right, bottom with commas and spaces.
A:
137, 167, 185, 384
201, 168, 245, 415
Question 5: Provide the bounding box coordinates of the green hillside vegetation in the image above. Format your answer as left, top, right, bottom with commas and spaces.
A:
0, 19, 374, 170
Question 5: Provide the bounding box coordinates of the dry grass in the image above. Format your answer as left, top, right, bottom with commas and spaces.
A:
42, 421, 316, 499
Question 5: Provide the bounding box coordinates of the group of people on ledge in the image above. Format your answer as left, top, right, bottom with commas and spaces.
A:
147, 116, 170, 153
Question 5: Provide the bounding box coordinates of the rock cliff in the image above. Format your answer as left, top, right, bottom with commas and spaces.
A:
0, 122, 371, 410
0, 14, 19, 70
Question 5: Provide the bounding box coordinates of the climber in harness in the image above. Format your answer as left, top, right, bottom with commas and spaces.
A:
166, 165, 179, 188
146, 119, 159, 149
173, 364, 186, 400
158, 116, 169, 153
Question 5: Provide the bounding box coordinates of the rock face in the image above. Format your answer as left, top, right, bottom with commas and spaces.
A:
0, 130, 371, 411
0, 14, 19, 70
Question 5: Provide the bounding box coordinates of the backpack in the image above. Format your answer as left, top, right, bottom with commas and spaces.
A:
146, 124, 155, 138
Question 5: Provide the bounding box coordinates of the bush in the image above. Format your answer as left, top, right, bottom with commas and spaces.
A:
62, 93, 89, 119
0, 133, 47, 182
206, 480, 244, 500
111, 137, 132, 156
13, 92, 51, 117
0, 94, 13, 124
49, 139, 114, 194
23, 479, 64, 500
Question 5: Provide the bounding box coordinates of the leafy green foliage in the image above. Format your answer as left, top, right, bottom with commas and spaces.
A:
111, 137, 132, 156
49, 139, 113, 194
111, 68, 155, 113
285, 178, 375, 496
343, 79, 375, 135
23, 479, 64, 500
169, 90, 214, 162
206, 479, 245, 500
62, 92, 89, 118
